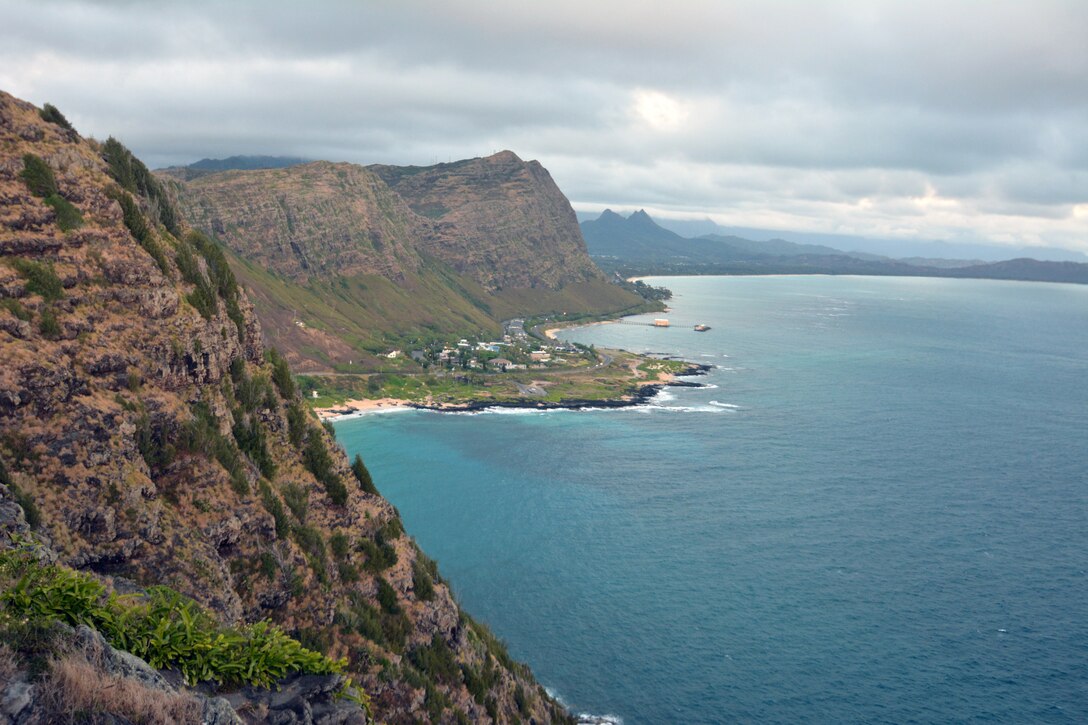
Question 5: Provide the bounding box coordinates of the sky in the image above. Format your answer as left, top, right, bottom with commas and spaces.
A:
2, 0, 1086, 253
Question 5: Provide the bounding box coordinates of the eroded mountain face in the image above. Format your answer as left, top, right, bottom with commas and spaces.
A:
370, 151, 603, 291
162, 150, 641, 372
0, 90, 570, 724
164, 162, 428, 285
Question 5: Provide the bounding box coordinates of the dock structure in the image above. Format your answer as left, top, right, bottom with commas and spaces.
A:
653, 319, 670, 327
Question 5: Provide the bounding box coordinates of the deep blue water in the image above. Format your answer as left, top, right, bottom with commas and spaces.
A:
336, 276, 1088, 724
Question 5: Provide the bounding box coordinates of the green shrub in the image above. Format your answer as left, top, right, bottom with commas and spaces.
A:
102, 137, 180, 236
0, 549, 355, 692
187, 231, 245, 340
337, 561, 359, 583
303, 430, 347, 506
408, 633, 458, 683
44, 194, 82, 231
37, 306, 60, 339
259, 552, 278, 580
329, 532, 350, 560
412, 558, 435, 602
106, 187, 170, 276
12, 258, 64, 301
20, 154, 57, 197
287, 403, 308, 448
339, 594, 384, 644
0, 298, 32, 321
232, 413, 276, 479
292, 524, 325, 559
135, 411, 176, 471
357, 538, 397, 573
424, 683, 451, 721
39, 103, 75, 131
379, 517, 404, 541
351, 454, 379, 495
375, 577, 400, 615
266, 347, 296, 399
258, 480, 290, 539
281, 482, 308, 522
2, 459, 41, 529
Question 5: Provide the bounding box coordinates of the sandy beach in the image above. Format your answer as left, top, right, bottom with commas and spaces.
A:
314, 397, 413, 420
542, 318, 621, 340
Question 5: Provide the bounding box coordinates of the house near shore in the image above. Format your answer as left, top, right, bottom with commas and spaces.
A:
488, 358, 513, 371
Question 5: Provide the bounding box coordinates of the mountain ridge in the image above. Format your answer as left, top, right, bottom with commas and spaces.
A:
581, 209, 1088, 285
166, 155, 647, 371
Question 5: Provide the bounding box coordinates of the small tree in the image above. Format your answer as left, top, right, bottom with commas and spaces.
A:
351, 454, 379, 495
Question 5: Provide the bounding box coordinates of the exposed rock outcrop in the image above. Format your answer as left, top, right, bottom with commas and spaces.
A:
0, 90, 570, 723
371, 151, 603, 291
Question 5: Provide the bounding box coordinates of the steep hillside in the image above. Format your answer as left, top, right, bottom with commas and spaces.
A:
166, 155, 646, 371
370, 151, 602, 291
0, 91, 569, 724
165, 162, 427, 284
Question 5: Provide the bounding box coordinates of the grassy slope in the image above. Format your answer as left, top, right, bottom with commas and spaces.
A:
231, 244, 651, 372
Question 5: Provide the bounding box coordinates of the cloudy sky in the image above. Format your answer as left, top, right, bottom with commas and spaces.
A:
2, 0, 1086, 253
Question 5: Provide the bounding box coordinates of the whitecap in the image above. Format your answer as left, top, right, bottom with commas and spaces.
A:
708, 401, 741, 409
577, 716, 623, 725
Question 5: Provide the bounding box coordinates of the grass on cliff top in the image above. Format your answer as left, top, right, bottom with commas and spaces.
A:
0, 543, 365, 706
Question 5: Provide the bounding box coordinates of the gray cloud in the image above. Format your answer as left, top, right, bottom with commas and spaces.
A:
1, 0, 1085, 252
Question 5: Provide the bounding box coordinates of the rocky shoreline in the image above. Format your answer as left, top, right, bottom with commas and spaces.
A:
319, 363, 713, 418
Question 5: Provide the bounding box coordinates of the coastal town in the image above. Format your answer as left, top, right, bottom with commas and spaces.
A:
302, 317, 708, 417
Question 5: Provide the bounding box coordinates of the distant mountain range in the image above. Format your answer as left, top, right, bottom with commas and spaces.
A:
158, 155, 310, 180
576, 211, 1088, 264
580, 209, 1088, 285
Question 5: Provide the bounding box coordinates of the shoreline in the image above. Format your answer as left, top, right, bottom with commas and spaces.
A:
316, 364, 712, 421
541, 318, 621, 341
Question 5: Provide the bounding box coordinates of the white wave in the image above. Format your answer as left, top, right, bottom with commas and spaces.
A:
700, 383, 719, 389
325, 406, 415, 422
653, 388, 676, 402
545, 688, 624, 725
708, 401, 741, 409
640, 404, 725, 414
577, 715, 623, 725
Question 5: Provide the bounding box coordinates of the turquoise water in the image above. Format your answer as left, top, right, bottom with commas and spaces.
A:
335, 276, 1088, 724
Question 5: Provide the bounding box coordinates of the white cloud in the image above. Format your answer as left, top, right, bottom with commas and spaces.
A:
1, 0, 1085, 253
631, 90, 689, 132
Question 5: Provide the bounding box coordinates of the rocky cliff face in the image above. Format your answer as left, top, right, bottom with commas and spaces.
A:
0, 91, 569, 724
370, 151, 602, 291
163, 162, 427, 285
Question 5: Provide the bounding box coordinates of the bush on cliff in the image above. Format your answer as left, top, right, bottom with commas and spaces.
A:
0, 547, 355, 692
39, 103, 75, 131
11, 258, 64, 301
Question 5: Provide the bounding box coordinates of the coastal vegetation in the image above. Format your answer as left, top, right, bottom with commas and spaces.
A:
0, 544, 360, 695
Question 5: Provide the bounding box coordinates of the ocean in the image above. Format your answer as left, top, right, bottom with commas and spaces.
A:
334, 275, 1088, 724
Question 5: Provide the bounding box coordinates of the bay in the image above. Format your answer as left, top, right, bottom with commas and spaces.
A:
335, 275, 1088, 724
